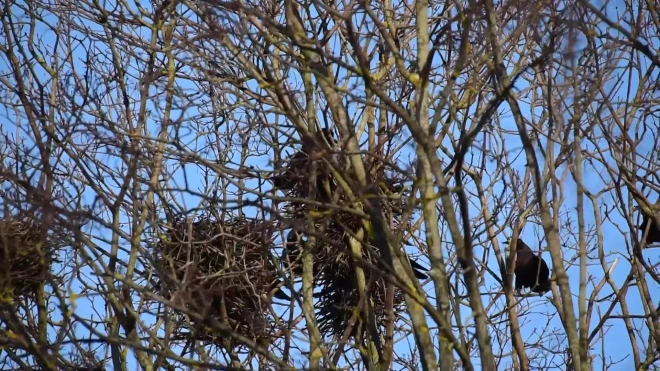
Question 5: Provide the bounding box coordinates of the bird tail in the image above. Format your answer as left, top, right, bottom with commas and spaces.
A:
532, 280, 551, 294
273, 287, 291, 300
408, 258, 429, 280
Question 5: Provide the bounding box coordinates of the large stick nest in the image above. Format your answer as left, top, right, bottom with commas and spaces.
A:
153, 213, 285, 348
0, 217, 66, 299
271, 130, 337, 203
294, 185, 412, 338
313, 259, 407, 338
272, 135, 416, 337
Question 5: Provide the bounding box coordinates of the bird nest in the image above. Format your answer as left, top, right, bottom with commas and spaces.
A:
0, 217, 65, 300
152, 213, 286, 348
281, 168, 411, 275
307, 218, 411, 339
272, 132, 422, 337
279, 170, 413, 338
314, 260, 406, 338
271, 128, 336, 201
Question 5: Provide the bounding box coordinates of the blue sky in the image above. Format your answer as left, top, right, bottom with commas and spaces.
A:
0, 0, 658, 369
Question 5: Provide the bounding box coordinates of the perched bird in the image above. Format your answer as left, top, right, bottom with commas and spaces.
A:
272, 128, 337, 202
636, 203, 660, 245
401, 240, 429, 280
282, 229, 306, 276
268, 280, 291, 301
338, 228, 429, 280
506, 238, 551, 294
301, 128, 335, 154
72, 366, 104, 371
302, 128, 336, 202
406, 257, 429, 280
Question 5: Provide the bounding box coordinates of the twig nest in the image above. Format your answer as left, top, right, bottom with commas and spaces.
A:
281, 174, 412, 281
153, 213, 286, 348
271, 129, 337, 202
281, 207, 361, 278
314, 261, 406, 338
0, 218, 64, 299
279, 172, 414, 338
273, 137, 419, 338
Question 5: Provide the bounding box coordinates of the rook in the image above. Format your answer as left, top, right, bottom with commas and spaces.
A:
506, 238, 551, 294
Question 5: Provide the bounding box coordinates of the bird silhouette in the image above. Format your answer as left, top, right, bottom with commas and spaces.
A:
637, 203, 660, 245
506, 238, 551, 294
282, 229, 307, 276
407, 258, 429, 280
269, 281, 291, 301
301, 128, 335, 154
272, 128, 337, 202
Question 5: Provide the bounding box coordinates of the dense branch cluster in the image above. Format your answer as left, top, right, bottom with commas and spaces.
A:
272, 129, 423, 338
0, 0, 658, 368
0, 216, 67, 300
152, 213, 286, 348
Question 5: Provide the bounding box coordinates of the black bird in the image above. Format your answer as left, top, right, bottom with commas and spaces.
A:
347, 230, 429, 280
282, 229, 306, 276
506, 238, 551, 294
637, 203, 660, 245
401, 240, 429, 280
272, 128, 337, 202
303, 128, 337, 202
269, 281, 291, 301
406, 258, 429, 280
264, 258, 291, 301
301, 128, 335, 154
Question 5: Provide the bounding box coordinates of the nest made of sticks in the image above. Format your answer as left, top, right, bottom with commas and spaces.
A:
308, 222, 412, 339
281, 173, 411, 279
280, 172, 414, 338
271, 128, 337, 202
272, 132, 421, 337
0, 217, 65, 299
153, 213, 285, 348
314, 257, 407, 339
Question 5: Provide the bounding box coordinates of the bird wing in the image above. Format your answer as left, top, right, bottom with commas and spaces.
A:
408, 258, 429, 279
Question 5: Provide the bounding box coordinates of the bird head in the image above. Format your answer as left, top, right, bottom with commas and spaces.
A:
503, 238, 529, 251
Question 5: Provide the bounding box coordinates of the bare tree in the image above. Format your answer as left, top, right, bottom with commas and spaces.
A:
0, 0, 657, 370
